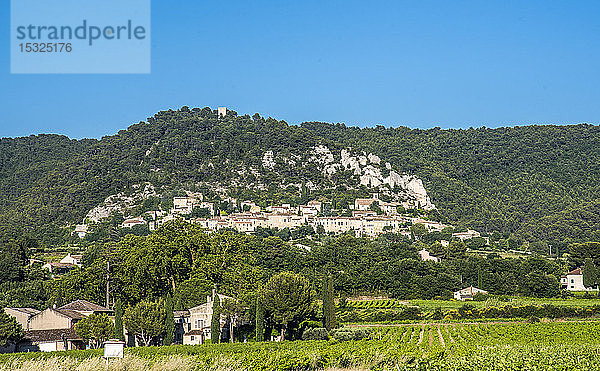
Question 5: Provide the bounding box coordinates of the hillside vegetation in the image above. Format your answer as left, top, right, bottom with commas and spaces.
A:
0, 107, 599, 249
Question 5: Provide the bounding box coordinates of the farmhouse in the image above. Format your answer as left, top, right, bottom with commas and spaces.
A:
60, 253, 82, 267
354, 198, 377, 211
560, 268, 597, 291
42, 262, 78, 276
452, 230, 481, 241
5, 300, 112, 352
181, 292, 235, 345
453, 286, 488, 301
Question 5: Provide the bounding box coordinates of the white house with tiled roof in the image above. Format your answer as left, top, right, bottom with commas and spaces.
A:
560, 267, 597, 291
453, 286, 488, 301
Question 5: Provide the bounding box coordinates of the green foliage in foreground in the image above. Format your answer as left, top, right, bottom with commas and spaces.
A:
0, 312, 24, 347
4, 322, 600, 370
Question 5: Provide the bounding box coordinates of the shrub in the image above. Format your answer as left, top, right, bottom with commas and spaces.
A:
472, 292, 489, 301
331, 328, 369, 341
302, 327, 329, 340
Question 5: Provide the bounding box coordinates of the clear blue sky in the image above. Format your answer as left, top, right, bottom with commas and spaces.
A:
2, 1, 600, 139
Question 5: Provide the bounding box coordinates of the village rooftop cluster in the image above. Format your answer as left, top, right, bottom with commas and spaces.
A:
75, 194, 482, 242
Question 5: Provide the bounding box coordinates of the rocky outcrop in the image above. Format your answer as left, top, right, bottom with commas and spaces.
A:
85, 183, 158, 222
260, 145, 436, 209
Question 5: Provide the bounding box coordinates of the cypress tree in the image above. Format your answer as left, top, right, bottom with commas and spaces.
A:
174, 295, 184, 311
583, 258, 598, 290
113, 299, 124, 341
164, 294, 174, 345
323, 275, 336, 331
255, 296, 265, 341
211, 294, 221, 343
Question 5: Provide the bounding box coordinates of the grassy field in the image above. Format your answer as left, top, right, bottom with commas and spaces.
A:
3, 321, 600, 370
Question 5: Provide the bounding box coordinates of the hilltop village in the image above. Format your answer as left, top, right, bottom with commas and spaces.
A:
74, 194, 481, 242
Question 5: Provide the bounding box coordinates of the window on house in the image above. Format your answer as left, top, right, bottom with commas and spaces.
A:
191, 336, 194, 341
571, 279, 574, 283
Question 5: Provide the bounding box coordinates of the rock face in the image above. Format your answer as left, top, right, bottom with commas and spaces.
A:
86, 183, 158, 222
262, 151, 275, 170
85, 145, 435, 224
261, 145, 436, 210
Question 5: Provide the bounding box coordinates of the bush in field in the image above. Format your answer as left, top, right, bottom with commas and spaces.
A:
331, 328, 369, 341
473, 292, 489, 301
302, 327, 329, 340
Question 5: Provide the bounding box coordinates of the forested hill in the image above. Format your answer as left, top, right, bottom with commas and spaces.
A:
302, 122, 600, 247
0, 106, 599, 249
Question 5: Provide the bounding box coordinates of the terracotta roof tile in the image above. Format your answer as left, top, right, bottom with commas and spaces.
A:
25, 328, 81, 342
58, 299, 110, 312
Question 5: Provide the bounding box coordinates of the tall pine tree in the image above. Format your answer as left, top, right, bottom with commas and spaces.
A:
211, 293, 221, 343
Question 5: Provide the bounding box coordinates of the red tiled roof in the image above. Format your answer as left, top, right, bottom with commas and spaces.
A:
356, 199, 375, 205
5, 308, 40, 316
58, 299, 111, 312
566, 267, 583, 275
25, 328, 81, 342
54, 309, 85, 319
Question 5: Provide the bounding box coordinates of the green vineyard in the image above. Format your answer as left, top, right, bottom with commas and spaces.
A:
344, 299, 406, 309
3, 322, 600, 370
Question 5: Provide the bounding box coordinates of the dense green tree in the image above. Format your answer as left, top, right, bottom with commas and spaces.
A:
124, 301, 167, 346
322, 275, 336, 331
520, 272, 560, 298
0, 312, 24, 347
570, 242, 600, 267
221, 297, 244, 343
74, 313, 113, 348
262, 272, 315, 340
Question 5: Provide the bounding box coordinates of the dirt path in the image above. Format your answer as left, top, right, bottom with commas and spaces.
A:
437, 325, 445, 347
445, 325, 455, 343
428, 327, 434, 347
